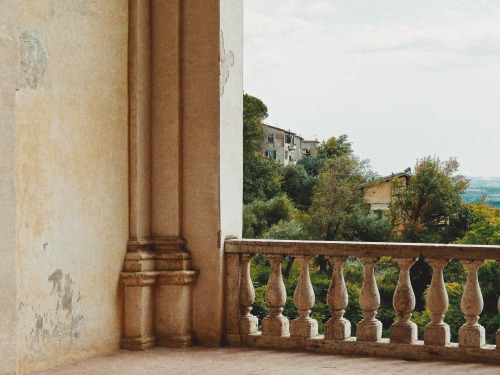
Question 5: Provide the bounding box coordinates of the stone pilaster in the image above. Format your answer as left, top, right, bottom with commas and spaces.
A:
156, 270, 198, 348
121, 272, 158, 350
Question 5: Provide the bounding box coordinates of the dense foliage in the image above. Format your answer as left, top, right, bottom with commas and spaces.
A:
242, 94, 499, 344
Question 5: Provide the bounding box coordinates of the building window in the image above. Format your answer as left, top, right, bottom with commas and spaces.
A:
268, 133, 274, 143
285, 134, 292, 144
265, 150, 277, 159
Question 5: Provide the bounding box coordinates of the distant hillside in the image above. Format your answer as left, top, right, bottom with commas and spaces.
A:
462, 177, 500, 208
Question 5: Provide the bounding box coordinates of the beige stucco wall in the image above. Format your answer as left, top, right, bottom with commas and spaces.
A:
0, 1, 129, 373
365, 181, 393, 206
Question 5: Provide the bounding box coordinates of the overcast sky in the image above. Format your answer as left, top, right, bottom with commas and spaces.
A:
244, 0, 500, 177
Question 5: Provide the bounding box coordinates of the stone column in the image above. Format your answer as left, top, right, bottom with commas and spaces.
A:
290, 255, 318, 338
390, 258, 418, 344
262, 255, 289, 336
324, 256, 351, 340
424, 259, 450, 346
357, 257, 382, 342
458, 260, 485, 348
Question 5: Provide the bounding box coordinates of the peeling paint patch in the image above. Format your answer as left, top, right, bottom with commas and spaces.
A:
220, 30, 234, 97
19, 29, 48, 89
25, 270, 83, 363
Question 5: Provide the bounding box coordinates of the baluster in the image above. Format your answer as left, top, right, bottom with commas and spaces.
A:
357, 257, 382, 342
240, 253, 258, 334
325, 256, 351, 340
424, 259, 450, 346
290, 255, 318, 338
459, 260, 485, 347
390, 257, 418, 343
262, 254, 289, 336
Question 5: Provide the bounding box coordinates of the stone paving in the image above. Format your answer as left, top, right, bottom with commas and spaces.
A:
32, 347, 500, 375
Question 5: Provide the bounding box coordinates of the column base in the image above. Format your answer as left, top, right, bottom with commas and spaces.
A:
424, 323, 450, 346
262, 316, 289, 337
121, 335, 157, 351
240, 315, 258, 334
459, 324, 485, 348
390, 321, 418, 344
290, 317, 318, 338
157, 334, 194, 348
356, 319, 382, 342
324, 318, 351, 340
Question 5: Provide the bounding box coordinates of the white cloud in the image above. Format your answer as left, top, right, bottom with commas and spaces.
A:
244, 0, 500, 176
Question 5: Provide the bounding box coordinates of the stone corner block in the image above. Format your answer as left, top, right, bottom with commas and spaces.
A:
262, 316, 289, 337
424, 324, 450, 346
324, 318, 351, 341
459, 325, 485, 348
121, 335, 157, 351
240, 315, 259, 335
356, 320, 382, 342
157, 334, 194, 348
390, 322, 418, 344
290, 318, 318, 338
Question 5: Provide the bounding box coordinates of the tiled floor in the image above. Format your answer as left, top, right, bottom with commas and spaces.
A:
32, 347, 500, 375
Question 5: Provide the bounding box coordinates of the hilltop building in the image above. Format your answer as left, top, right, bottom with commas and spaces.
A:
360, 168, 412, 211
263, 124, 319, 166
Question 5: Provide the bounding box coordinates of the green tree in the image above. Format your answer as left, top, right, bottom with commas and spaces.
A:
309, 154, 372, 241
297, 154, 325, 177
243, 94, 283, 204
455, 200, 500, 245
317, 134, 353, 159
390, 156, 472, 244
281, 164, 317, 210
242, 195, 299, 238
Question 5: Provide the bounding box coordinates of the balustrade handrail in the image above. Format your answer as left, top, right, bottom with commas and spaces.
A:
225, 239, 500, 260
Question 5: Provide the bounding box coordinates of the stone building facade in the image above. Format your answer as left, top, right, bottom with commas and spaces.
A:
263, 124, 319, 166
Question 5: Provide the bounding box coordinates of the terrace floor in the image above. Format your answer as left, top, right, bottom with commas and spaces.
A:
32, 347, 500, 375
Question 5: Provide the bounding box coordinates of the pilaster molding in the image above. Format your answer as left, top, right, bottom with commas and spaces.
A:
121, 271, 159, 287
157, 270, 198, 285
154, 236, 193, 271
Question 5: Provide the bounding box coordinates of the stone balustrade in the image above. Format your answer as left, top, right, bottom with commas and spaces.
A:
224, 239, 500, 364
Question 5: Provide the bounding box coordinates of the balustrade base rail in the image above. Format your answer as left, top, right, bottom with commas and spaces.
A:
226, 333, 500, 364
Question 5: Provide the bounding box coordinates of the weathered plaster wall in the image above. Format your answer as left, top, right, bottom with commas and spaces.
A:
0, 35, 20, 375
0, 1, 129, 373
